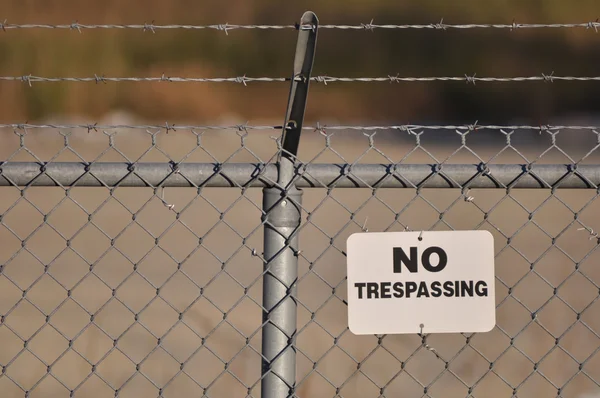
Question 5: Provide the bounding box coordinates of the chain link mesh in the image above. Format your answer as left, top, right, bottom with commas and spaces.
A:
1, 122, 600, 397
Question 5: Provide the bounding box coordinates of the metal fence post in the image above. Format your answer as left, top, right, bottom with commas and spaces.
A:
261, 11, 318, 398
261, 186, 303, 397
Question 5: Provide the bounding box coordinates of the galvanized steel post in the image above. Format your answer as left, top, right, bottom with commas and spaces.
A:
261, 11, 318, 398
261, 186, 303, 397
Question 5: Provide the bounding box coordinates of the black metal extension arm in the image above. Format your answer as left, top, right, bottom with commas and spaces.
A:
277, 11, 319, 188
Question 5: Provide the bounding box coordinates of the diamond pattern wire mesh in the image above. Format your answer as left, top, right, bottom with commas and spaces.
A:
1, 123, 600, 398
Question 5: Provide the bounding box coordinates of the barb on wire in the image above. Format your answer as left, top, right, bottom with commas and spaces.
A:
1, 21, 599, 32
2, 74, 600, 85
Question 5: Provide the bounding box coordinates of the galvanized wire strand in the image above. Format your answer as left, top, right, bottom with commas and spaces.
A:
1, 123, 599, 131
3, 74, 600, 85
0, 20, 599, 32
0, 75, 287, 85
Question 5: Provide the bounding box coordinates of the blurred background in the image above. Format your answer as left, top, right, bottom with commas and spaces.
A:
1, 0, 600, 126
2, 2, 600, 398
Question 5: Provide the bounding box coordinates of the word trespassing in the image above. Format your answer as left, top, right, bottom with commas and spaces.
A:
354, 280, 489, 299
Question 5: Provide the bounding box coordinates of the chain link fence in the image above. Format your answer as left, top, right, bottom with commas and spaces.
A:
2, 10, 600, 398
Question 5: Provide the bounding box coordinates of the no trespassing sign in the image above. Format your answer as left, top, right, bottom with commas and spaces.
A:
346, 230, 496, 335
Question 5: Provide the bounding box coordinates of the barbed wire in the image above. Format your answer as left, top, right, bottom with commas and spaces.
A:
1, 123, 599, 131
2, 73, 600, 86
0, 20, 599, 33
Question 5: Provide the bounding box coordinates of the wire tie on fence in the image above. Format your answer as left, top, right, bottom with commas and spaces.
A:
159, 187, 175, 211
297, 22, 316, 32
463, 188, 475, 202
361, 217, 369, 232
577, 227, 599, 241
418, 324, 444, 361
418, 230, 423, 241
170, 161, 180, 175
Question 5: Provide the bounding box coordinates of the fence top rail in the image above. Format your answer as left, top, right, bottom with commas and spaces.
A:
3, 74, 600, 86
1, 123, 599, 132
1, 161, 599, 189
1, 21, 599, 32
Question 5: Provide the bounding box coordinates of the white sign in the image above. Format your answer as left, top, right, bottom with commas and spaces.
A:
346, 230, 496, 335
